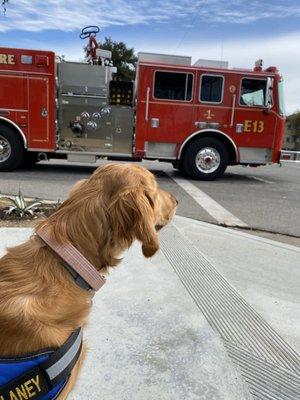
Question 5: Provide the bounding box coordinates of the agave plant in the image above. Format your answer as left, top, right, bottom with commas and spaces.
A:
4, 190, 41, 218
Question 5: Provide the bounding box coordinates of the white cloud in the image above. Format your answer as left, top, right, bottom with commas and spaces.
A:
1, 1, 299, 113
44, 30, 299, 114
133, 31, 300, 114
1, 0, 300, 32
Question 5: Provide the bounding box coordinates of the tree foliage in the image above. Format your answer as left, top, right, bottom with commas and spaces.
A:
286, 111, 300, 136
101, 37, 137, 81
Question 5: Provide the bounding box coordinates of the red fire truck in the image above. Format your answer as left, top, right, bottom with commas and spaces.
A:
0, 31, 286, 180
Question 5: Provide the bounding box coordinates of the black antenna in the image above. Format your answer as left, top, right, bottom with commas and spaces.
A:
2, 0, 9, 15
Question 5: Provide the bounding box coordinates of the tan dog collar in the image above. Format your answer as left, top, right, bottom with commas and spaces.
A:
37, 226, 106, 292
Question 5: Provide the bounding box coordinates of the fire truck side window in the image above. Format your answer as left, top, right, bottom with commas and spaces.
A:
200, 75, 224, 103
240, 79, 266, 107
154, 72, 193, 101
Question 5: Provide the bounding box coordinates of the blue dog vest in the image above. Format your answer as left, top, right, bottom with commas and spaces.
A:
0, 328, 82, 400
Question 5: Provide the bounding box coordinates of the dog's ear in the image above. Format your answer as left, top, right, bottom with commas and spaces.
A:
110, 188, 159, 258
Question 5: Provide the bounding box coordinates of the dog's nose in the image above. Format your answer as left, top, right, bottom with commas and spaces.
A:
175, 198, 179, 205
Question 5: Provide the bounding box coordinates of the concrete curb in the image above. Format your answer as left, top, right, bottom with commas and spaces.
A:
175, 215, 300, 253
1, 210, 298, 251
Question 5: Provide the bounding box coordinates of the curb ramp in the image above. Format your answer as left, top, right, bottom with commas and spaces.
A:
160, 225, 300, 400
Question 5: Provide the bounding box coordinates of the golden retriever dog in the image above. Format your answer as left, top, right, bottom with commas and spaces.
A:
0, 164, 177, 399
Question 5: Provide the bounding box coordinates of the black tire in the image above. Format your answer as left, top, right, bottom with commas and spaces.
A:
0, 125, 24, 171
181, 137, 228, 180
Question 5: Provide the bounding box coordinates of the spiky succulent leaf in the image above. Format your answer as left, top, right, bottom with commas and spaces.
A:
25, 202, 41, 211
20, 195, 26, 210
14, 195, 24, 210
4, 206, 16, 215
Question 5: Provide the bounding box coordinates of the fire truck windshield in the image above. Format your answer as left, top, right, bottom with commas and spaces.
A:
278, 79, 286, 116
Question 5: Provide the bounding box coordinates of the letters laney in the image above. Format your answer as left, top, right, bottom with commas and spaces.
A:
0, 373, 47, 400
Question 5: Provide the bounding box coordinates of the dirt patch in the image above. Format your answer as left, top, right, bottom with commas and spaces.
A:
0, 219, 39, 228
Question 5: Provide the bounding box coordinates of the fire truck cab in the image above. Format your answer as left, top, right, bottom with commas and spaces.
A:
0, 46, 286, 180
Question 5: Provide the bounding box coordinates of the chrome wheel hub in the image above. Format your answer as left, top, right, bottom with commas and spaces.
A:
0, 135, 11, 162
196, 147, 220, 173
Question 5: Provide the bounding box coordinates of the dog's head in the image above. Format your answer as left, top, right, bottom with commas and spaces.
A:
91, 164, 177, 258
45, 164, 177, 270
104, 165, 177, 258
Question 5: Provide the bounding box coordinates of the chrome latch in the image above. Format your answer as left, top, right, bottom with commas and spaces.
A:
41, 108, 48, 117
236, 124, 244, 133
151, 118, 160, 128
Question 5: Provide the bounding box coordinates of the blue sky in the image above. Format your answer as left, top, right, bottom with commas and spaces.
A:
0, 0, 299, 113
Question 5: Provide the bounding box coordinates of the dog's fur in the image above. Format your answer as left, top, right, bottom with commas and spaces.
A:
0, 164, 177, 399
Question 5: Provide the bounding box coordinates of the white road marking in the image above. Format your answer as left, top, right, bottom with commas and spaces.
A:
230, 172, 274, 184
248, 176, 274, 184
166, 172, 248, 227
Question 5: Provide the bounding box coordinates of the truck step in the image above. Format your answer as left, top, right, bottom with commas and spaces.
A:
67, 153, 96, 163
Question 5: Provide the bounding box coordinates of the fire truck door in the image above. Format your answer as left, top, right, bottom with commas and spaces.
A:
195, 73, 229, 135
233, 77, 277, 160
28, 77, 49, 146
145, 70, 195, 157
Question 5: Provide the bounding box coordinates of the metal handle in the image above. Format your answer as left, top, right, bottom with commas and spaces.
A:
145, 87, 150, 122
105, 66, 108, 85
230, 94, 236, 127
195, 121, 207, 129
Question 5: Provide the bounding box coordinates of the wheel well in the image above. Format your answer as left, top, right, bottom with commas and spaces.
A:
180, 131, 238, 165
0, 119, 27, 148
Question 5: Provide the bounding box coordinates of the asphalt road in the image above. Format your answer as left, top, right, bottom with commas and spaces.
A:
0, 159, 299, 245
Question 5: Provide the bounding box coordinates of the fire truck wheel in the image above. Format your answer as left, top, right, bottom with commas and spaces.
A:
182, 137, 228, 180
0, 125, 24, 171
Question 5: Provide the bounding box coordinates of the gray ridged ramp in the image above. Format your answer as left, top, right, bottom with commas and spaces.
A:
160, 225, 300, 400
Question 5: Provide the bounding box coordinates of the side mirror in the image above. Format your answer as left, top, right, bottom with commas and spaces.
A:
265, 77, 274, 108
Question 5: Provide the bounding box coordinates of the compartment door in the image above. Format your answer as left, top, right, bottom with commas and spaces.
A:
112, 106, 134, 155
28, 77, 50, 147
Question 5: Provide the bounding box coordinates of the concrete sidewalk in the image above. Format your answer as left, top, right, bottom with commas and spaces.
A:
0, 216, 299, 399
